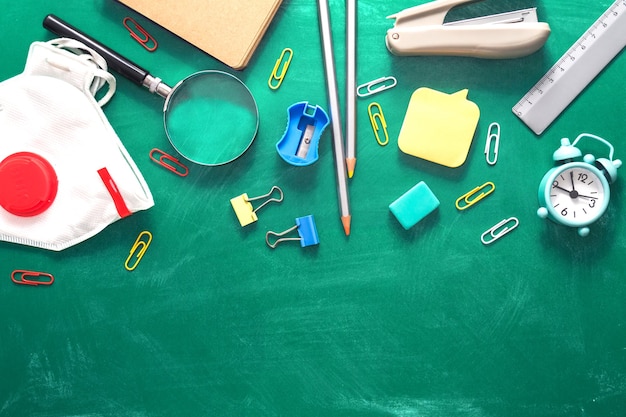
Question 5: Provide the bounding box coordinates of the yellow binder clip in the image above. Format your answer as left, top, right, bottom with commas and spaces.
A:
125, 231, 152, 271
230, 186, 284, 227
268, 48, 293, 90
455, 181, 495, 210
368, 102, 389, 146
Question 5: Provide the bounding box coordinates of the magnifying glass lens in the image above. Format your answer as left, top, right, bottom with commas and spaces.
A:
164, 71, 258, 166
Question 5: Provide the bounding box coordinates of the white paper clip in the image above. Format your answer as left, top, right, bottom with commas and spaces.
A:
357, 76, 397, 97
481, 217, 519, 245
484, 122, 500, 166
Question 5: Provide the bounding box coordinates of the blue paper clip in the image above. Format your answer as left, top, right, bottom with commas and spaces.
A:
266, 215, 320, 249
276, 102, 329, 166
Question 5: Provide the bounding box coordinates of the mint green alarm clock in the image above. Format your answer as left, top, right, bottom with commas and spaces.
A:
537, 133, 621, 237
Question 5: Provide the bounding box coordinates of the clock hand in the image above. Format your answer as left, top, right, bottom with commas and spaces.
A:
570, 171, 576, 192
574, 193, 597, 200
553, 184, 571, 193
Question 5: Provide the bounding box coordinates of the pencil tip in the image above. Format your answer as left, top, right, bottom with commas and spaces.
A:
341, 215, 351, 236
346, 158, 356, 179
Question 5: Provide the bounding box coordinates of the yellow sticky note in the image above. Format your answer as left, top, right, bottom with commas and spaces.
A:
398, 88, 480, 168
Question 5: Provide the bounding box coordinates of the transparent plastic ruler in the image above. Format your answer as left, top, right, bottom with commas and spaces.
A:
512, 0, 626, 135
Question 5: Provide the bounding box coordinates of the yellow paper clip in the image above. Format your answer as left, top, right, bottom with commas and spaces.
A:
481, 217, 519, 245
484, 122, 500, 166
455, 181, 495, 210
125, 231, 152, 271
230, 186, 284, 227
123, 17, 158, 52
268, 48, 293, 90
368, 102, 389, 146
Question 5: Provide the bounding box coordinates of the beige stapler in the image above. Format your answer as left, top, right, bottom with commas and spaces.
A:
386, 0, 551, 59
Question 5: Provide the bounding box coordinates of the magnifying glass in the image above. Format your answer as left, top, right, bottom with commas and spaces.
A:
43, 14, 258, 166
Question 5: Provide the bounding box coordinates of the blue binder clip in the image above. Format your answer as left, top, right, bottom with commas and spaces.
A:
276, 102, 329, 166
266, 215, 320, 248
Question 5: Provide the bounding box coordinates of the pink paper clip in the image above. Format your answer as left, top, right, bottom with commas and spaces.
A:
149, 148, 189, 177
11, 270, 54, 286
123, 17, 158, 52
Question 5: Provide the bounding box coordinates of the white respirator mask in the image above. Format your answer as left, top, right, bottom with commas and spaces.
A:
0, 39, 154, 251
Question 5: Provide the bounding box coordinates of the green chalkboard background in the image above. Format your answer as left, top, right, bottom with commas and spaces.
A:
1, 0, 625, 416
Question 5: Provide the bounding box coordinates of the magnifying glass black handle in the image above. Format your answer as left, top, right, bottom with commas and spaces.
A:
43, 14, 149, 87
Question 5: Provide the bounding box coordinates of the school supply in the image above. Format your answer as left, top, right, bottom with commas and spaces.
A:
266, 215, 320, 249
481, 217, 519, 245
455, 182, 495, 210
356, 76, 397, 98
149, 149, 189, 177
0, 39, 154, 251
231, 186, 284, 227
389, 182, 440, 230
11, 270, 55, 286
513, 0, 626, 135
317, 0, 351, 236
125, 231, 152, 271
122, 17, 157, 52
115, 0, 283, 70
398, 88, 480, 168
268, 48, 293, 90
276, 102, 329, 166
484, 122, 500, 166
346, 0, 357, 178
44, 15, 259, 167
368, 103, 389, 146
386, 0, 550, 58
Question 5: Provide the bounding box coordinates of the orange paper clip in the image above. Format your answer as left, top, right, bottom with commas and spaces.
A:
11, 270, 54, 286
149, 148, 189, 177
123, 17, 158, 52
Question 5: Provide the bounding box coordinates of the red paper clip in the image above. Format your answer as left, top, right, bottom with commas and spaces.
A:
149, 148, 189, 177
11, 270, 54, 286
123, 17, 158, 52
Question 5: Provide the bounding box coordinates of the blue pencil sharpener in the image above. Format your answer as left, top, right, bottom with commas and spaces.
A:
276, 102, 329, 166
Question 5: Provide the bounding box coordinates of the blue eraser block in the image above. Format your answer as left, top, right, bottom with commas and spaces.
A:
389, 181, 440, 230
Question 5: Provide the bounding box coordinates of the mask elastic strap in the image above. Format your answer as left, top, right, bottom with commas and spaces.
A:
48, 38, 117, 107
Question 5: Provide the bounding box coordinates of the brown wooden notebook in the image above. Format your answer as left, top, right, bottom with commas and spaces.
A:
116, 0, 283, 70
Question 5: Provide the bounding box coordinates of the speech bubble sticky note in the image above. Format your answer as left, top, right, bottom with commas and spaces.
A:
398, 88, 480, 168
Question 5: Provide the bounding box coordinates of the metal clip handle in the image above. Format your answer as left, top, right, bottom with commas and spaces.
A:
248, 186, 284, 214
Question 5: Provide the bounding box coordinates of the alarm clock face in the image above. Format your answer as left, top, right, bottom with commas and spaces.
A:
546, 164, 609, 226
